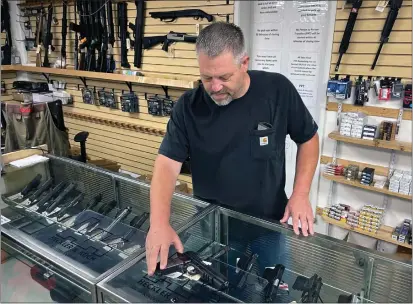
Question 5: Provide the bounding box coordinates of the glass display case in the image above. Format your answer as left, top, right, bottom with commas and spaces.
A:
97, 207, 412, 303
1, 155, 211, 303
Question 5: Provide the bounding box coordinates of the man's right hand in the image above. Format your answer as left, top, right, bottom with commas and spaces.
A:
145, 223, 184, 276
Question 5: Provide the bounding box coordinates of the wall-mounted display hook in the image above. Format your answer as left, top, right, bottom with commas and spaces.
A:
126, 81, 133, 92
42, 73, 50, 83
79, 77, 87, 88
162, 86, 169, 98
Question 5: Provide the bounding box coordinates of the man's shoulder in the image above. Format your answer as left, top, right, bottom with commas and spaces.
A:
249, 70, 293, 86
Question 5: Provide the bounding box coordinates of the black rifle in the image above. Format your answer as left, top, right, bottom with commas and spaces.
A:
150, 9, 214, 22
118, 2, 131, 68
73, 1, 78, 69
42, 3, 54, 67
70, 0, 85, 70
143, 31, 197, 52
1, 0, 12, 65
335, 0, 362, 72
97, 0, 107, 72
106, 0, 116, 72
86, 0, 98, 71
133, 0, 145, 68
61, 0, 68, 67
371, 0, 403, 70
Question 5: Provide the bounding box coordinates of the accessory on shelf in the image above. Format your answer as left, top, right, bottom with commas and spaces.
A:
360, 167, 375, 186
327, 77, 352, 100
120, 92, 139, 113
361, 125, 377, 140
378, 78, 392, 101
82, 88, 95, 105
403, 84, 412, 109
344, 164, 359, 181
354, 77, 369, 106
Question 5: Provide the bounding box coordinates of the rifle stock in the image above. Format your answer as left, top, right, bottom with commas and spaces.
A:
133, 0, 145, 68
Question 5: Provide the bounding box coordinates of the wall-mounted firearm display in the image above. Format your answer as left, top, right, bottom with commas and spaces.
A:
118, 1, 132, 69
143, 32, 198, 52
335, 0, 362, 72
42, 3, 55, 67
371, 0, 403, 70
1, 0, 12, 65
35, 7, 44, 67
59, 0, 68, 68
149, 9, 214, 22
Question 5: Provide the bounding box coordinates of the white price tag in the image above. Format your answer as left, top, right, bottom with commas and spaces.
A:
1, 215, 11, 225
376, 0, 389, 12
126, 38, 131, 50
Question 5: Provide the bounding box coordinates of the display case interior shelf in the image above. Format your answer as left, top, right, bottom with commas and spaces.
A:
322, 173, 412, 201
1, 65, 200, 89
326, 102, 412, 120
328, 131, 412, 153
316, 208, 412, 249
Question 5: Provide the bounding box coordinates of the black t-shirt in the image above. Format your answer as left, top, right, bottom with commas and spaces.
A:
159, 70, 318, 220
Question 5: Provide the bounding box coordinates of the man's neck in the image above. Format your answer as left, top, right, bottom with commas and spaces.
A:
234, 72, 251, 99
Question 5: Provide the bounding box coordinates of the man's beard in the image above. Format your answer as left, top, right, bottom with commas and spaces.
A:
209, 92, 233, 106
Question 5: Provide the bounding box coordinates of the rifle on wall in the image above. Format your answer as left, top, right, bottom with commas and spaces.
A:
143, 32, 197, 52
35, 8, 44, 67
73, 1, 78, 69
42, 3, 55, 67
97, 0, 107, 72
334, 0, 362, 72
118, 2, 131, 68
60, 0, 68, 68
133, 0, 145, 68
1, 0, 12, 65
149, 9, 214, 23
106, 0, 116, 72
371, 0, 403, 70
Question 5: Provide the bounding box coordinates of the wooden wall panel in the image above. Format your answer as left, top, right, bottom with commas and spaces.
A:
332, 0, 412, 80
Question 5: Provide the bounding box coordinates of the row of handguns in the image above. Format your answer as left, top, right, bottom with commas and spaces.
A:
335, 0, 403, 71
155, 247, 324, 303
32, 0, 214, 71
8, 174, 150, 250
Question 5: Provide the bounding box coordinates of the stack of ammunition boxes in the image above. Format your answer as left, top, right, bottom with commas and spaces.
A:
324, 163, 345, 176
362, 125, 377, 140
389, 170, 412, 195
357, 205, 384, 233
379, 121, 396, 141
392, 219, 412, 245
339, 112, 367, 138
323, 204, 384, 234
344, 164, 359, 181
360, 167, 375, 186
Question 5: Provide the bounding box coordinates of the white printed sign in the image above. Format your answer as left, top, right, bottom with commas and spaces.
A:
291, 79, 317, 107
291, 0, 328, 23
288, 52, 319, 81
252, 23, 283, 50
290, 25, 322, 52
252, 51, 282, 73
253, 1, 285, 23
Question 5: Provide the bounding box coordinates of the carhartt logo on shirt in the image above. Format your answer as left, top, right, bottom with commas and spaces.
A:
260, 136, 268, 146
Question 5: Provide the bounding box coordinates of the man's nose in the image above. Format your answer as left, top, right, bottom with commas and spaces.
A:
211, 79, 223, 93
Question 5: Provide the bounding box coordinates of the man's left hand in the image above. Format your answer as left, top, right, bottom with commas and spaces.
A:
280, 193, 314, 236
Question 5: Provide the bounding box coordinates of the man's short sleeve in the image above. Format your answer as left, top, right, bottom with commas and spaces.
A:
284, 76, 318, 144
158, 95, 189, 162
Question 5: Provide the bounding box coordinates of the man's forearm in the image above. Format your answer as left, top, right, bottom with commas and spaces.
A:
150, 154, 182, 226
293, 133, 319, 196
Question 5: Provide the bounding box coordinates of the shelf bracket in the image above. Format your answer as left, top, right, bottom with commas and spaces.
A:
79, 77, 87, 88
161, 86, 169, 99
42, 73, 50, 84
125, 81, 133, 92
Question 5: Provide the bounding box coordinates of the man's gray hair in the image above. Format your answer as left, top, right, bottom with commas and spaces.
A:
196, 22, 247, 63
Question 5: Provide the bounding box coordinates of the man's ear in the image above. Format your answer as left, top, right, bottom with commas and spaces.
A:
241, 55, 249, 72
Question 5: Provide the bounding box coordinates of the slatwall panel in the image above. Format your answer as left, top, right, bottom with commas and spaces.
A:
332, 0, 412, 80
11, 0, 235, 186
1, 71, 16, 103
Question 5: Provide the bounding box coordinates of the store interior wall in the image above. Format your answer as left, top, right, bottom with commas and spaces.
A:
3, 1, 412, 251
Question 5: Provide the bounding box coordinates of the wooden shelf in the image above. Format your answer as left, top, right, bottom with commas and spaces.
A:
328, 131, 412, 153
322, 173, 412, 201
327, 102, 412, 120
1, 65, 199, 89
316, 208, 412, 249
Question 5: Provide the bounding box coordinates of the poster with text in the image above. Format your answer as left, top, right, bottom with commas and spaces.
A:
253, 1, 285, 23
252, 22, 284, 50
252, 51, 282, 73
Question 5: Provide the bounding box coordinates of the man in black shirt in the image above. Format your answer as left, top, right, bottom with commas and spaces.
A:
146, 22, 319, 275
